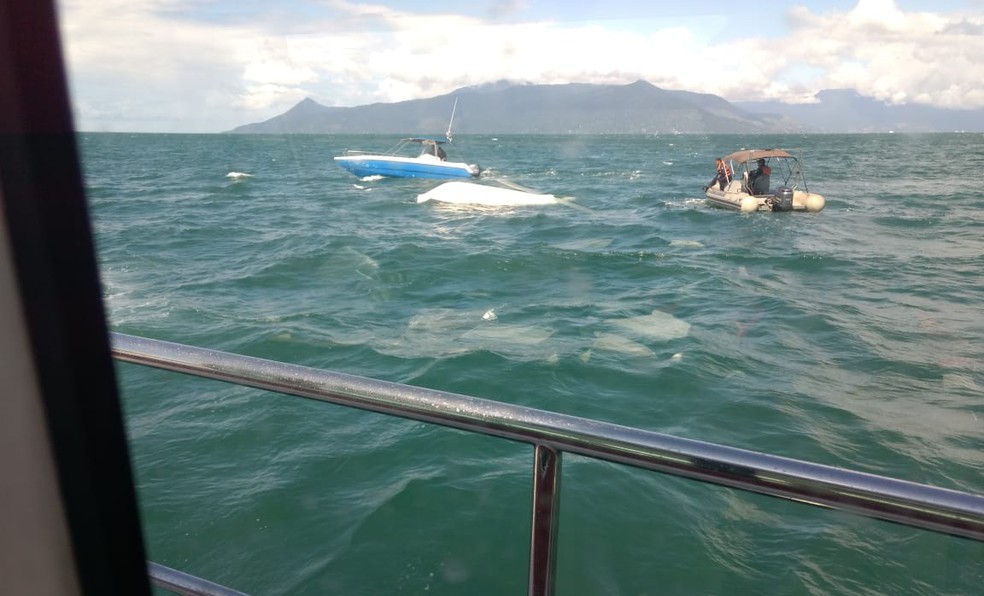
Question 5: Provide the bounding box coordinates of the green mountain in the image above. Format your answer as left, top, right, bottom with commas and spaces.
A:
227, 80, 798, 135
229, 80, 984, 134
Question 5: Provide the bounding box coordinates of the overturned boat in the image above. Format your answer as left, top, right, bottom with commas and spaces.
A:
417, 180, 561, 206
703, 149, 825, 213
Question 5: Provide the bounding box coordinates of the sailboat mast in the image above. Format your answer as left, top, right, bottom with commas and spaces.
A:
446, 97, 458, 142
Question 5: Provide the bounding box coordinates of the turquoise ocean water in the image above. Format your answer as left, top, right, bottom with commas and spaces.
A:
79, 133, 983, 595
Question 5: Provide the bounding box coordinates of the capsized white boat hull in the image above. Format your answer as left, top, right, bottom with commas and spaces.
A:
417, 181, 561, 206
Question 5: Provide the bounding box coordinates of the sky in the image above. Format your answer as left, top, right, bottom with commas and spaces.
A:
54, 0, 984, 133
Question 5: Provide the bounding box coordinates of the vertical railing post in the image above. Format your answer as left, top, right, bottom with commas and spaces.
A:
528, 444, 561, 596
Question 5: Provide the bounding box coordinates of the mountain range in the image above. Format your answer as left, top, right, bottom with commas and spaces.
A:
227, 80, 984, 135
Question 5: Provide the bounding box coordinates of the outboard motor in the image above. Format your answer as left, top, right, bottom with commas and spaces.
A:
771, 186, 794, 212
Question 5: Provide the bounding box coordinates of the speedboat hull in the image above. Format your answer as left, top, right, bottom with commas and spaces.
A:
334, 155, 480, 180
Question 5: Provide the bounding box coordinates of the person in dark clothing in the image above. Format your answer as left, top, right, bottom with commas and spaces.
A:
748, 158, 772, 194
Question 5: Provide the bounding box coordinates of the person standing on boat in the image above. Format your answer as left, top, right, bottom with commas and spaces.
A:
421, 141, 447, 160
706, 159, 731, 191
748, 158, 771, 194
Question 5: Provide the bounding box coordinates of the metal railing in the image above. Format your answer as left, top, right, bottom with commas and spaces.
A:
148, 563, 249, 596
112, 333, 984, 596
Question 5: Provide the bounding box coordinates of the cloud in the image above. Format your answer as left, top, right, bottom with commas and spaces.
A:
57, 0, 271, 130
55, 0, 984, 132
780, 0, 984, 108
485, 0, 527, 20
243, 43, 318, 87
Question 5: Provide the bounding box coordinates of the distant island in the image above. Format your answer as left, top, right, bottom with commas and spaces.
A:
227, 80, 984, 135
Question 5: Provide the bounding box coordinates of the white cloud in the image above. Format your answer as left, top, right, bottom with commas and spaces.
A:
779, 0, 984, 108
242, 45, 318, 87
55, 0, 984, 132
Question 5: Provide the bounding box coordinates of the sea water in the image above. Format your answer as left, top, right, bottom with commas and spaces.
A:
80, 132, 984, 595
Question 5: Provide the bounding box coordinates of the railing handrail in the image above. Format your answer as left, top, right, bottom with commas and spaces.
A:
148, 562, 249, 596
112, 332, 984, 595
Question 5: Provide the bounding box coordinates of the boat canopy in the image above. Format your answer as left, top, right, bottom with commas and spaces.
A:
402, 137, 448, 145
720, 149, 794, 164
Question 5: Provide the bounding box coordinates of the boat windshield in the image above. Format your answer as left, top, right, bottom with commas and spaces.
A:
744, 157, 807, 190
727, 153, 808, 192
417, 140, 447, 159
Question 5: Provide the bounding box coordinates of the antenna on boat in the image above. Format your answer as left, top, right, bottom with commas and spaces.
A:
446, 97, 458, 142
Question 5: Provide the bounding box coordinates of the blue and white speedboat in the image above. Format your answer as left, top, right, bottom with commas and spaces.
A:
334, 137, 481, 179
334, 98, 481, 180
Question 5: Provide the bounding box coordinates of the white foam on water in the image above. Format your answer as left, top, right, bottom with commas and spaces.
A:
461, 323, 556, 361
461, 324, 553, 346
591, 333, 655, 357
100, 267, 173, 326
942, 373, 978, 391
607, 309, 691, 341
669, 239, 704, 248
550, 238, 613, 252
373, 307, 555, 361
313, 246, 380, 281
373, 308, 476, 359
